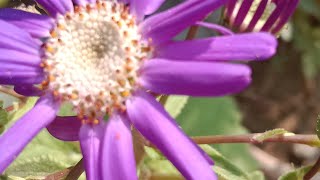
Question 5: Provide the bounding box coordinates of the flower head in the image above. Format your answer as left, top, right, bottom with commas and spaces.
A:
224, 0, 299, 34
0, 0, 277, 179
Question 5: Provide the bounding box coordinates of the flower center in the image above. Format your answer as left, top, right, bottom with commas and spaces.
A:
41, 1, 151, 122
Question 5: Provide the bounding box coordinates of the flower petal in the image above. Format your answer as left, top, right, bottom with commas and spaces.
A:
79, 123, 104, 180
246, 0, 268, 32
0, 66, 44, 86
14, 85, 42, 96
35, 0, 73, 17
73, 0, 96, 6
260, 0, 287, 32
141, 0, 227, 45
0, 50, 44, 85
130, 0, 165, 20
232, 0, 254, 28
100, 114, 137, 180
156, 32, 277, 61
126, 91, 217, 180
195, 21, 234, 35
140, 59, 251, 96
0, 20, 39, 55
271, 0, 299, 34
47, 116, 81, 141
0, 95, 58, 173
0, 9, 54, 38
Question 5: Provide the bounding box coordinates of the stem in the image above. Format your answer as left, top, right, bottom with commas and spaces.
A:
159, 95, 169, 105
65, 158, 84, 180
191, 134, 320, 146
0, 85, 25, 100
186, 26, 199, 40
44, 159, 84, 180
304, 155, 320, 180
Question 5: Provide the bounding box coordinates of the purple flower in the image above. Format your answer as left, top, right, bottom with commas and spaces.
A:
225, 0, 299, 34
0, 0, 277, 179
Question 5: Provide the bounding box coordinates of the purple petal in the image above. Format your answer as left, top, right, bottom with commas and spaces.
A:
195, 21, 234, 36
139, 59, 251, 96
246, 0, 268, 32
0, 52, 44, 85
0, 95, 59, 173
47, 116, 81, 141
156, 32, 277, 61
226, 0, 237, 18
0, 49, 42, 67
0, 20, 39, 55
14, 85, 42, 96
141, 0, 227, 45
35, 0, 73, 17
0, 9, 54, 38
119, 0, 129, 4
260, 0, 287, 32
73, 0, 96, 6
0, 70, 44, 85
233, 0, 254, 28
126, 91, 217, 180
271, 0, 299, 34
130, 0, 165, 20
79, 123, 104, 180
100, 114, 137, 180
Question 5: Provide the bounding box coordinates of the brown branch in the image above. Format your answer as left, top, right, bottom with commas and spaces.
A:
44, 159, 84, 180
191, 134, 320, 146
65, 158, 84, 180
304, 155, 320, 180
186, 26, 199, 40
0, 85, 25, 100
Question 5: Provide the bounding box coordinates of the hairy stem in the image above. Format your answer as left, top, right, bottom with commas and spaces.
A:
191, 134, 320, 146
304, 155, 320, 180
0, 85, 25, 100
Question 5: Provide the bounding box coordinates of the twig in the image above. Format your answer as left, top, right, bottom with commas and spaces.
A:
304, 155, 320, 180
44, 159, 84, 180
191, 134, 320, 146
0, 85, 25, 100
45, 168, 72, 180
65, 158, 84, 180
186, 26, 199, 40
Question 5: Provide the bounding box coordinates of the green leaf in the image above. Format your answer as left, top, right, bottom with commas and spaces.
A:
248, 171, 265, 180
6, 97, 38, 128
316, 115, 320, 140
0, 102, 8, 134
4, 130, 81, 178
202, 145, 249, 180
57, 102, 76, 116
141, 145, 264, 180
176, 97, 258, 171
278, 166, 312, 180
164, 96, 189, 118
300, 0, 320, 21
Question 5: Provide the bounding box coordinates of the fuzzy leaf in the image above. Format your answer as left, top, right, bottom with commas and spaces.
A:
57, 102, 77, 116
278, 166, 312, 180
4, 130, 81, 178
141, 145, 264, 180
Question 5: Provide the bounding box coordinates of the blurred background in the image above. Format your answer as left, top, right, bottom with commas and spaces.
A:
0, 0, 320, 179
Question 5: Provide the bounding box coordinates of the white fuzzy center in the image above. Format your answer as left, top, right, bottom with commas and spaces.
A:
42, 2, 151, 122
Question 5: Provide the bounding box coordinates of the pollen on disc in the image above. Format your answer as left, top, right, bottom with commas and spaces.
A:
42, 1, 152, 121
